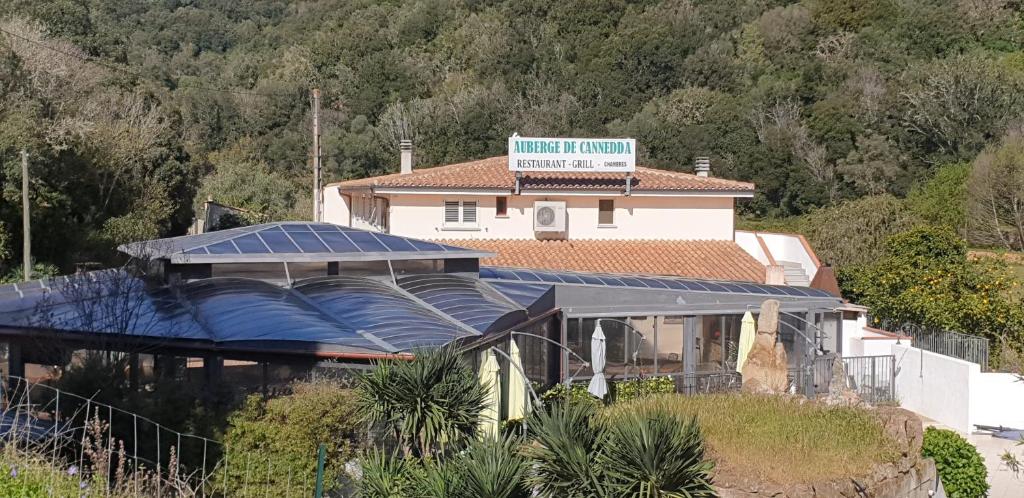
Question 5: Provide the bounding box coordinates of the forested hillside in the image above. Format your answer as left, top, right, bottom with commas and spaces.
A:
2, 0, 1024, 277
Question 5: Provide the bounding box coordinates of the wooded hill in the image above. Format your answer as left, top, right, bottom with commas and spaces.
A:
2, 0, 1024, 277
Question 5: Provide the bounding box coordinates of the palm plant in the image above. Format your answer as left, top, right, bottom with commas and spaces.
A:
354, 345, 487, 458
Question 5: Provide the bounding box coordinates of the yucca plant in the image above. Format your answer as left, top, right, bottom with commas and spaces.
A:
599, 411, 716, 497
355, 448, 413, 498
523, 401, 608, 497
458, 434, 531, 498
355, 345, 487, 458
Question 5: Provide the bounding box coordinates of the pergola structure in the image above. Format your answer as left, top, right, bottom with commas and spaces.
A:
0, 222, 843, 396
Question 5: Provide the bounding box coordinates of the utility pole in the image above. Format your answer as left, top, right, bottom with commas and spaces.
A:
311, 88, 322, 222
20, 150, 31, 281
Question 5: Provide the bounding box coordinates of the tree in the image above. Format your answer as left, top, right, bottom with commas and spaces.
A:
968, 131, 1024, 250
839, 227, 1024, 352
907, 162, 970, 237
797, 194, 919, 268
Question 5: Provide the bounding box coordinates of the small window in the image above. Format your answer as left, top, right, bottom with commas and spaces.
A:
598, 199, 614, 225
443, 200, 478, 227
496, 197, 508, 217
463, 201, 477, 223
444, 201, 461, 224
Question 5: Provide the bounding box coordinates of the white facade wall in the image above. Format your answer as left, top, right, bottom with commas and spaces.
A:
734, 231, 769, 265
754, 232, 819, 280
332, 192, 737, 241
323, 186, 349, 226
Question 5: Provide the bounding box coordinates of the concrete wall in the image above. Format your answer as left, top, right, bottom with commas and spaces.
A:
741, 231, 819, 281
970, 372, 1024, 429
735, 231, 769, 265
894, 344, 976, 433
892, 344, 1024, 433
329, 192, 738, 240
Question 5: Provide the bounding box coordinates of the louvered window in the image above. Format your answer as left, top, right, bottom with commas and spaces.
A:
462, 201, 477, 224
443, 200, 478, 227
444, 201, 461, 224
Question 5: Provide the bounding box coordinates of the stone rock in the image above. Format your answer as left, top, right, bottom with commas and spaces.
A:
823, 355, 862, 407
742, 300, 789, 394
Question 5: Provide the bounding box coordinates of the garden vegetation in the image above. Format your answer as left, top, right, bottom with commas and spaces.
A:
3, 0, 1024, 281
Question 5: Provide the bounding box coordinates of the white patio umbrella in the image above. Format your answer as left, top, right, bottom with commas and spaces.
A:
588, 322, 608, 399
736, 311, 756, 373
507, 340, 528, 420
478, 349, 501, 439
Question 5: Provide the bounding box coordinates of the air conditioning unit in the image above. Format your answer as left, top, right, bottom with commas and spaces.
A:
533, 201, 566, 232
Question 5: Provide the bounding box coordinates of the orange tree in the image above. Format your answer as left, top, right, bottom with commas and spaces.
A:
840, 227, 1024, 358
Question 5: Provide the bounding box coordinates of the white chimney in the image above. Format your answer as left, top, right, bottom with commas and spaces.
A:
400, 140, 414, 175
695, 157, 710, 177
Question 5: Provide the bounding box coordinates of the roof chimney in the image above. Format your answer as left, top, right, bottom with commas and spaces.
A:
400, 140, 414, 175
694, 157, 710, 177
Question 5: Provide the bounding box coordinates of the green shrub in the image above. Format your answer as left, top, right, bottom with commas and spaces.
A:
214, 381, 362, 497
922, 427, 989, 498
612, 376, 675, 403
0, 450, 81, 498
539, 383, 601, 409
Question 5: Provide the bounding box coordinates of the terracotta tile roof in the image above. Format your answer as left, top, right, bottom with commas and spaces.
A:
436, 239, 767, 283
330, 156, 754, 193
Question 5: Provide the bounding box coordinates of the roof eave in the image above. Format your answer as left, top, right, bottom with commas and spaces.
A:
168, 250, 496, 264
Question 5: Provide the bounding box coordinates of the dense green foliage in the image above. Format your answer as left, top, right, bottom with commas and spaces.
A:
355, 346, 487, 458
215, 382, 362, 497
4, 0, 1024, 277
840, 227, 1024, 351
921, 427, 989, 498
612, 376, 676, 403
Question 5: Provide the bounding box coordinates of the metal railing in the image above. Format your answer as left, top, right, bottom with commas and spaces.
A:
669, 371, 742, 396
876, 320, 990, 369
841, 355, 897, 404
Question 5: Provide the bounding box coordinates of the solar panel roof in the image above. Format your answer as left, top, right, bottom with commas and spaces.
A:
117, 222, 494, 264
479, 267, 839, 299
0, 271, 498, 355
396, 275, 529, 334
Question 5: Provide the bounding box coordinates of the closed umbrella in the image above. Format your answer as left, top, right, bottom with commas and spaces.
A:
588, 322, 608, 399
507, 340, 528, 420
736, 311, 756, 373
478, 349, 501, 439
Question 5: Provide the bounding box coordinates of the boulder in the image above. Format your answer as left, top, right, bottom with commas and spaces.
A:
742, 300, 789, 394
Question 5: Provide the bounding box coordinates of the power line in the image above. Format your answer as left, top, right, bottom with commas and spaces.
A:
0, 26, 296, 98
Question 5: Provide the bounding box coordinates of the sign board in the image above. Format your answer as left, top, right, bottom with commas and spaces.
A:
508, 136, 636, 173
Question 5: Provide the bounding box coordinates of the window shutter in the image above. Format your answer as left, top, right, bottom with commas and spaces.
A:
462, 201, 477, 224
444, 201, 460, 224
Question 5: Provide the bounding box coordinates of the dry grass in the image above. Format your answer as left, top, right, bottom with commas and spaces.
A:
602, 394, 899, 485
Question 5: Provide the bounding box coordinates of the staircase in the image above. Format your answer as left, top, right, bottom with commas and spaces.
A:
778, 260, 810, 287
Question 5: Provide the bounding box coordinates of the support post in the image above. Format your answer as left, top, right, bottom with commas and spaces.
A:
314, 443, 327, 498
8, 342, 24, 379
128, 353, 140, 391
20, 150, 30, 281
311, 89, 322, 222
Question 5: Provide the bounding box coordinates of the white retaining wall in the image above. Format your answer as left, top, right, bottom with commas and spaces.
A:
892, 344, 1024, 433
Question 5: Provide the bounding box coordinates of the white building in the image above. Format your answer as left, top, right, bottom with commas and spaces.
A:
323, 143, 825, 286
